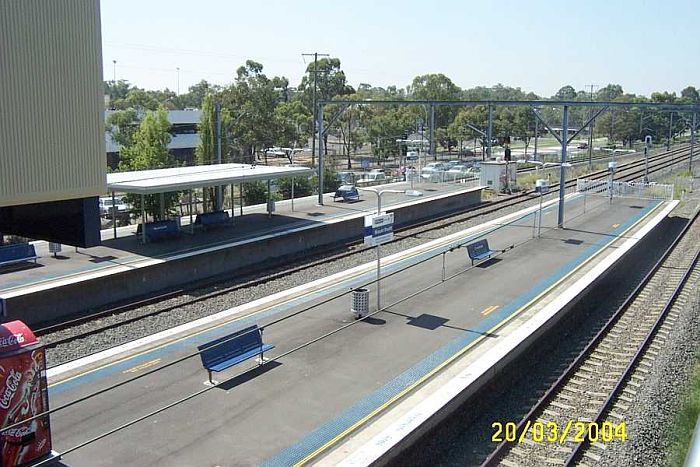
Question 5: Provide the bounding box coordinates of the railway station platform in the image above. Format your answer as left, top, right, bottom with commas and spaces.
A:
43, 190, 679, 466
0, 181, 482, 324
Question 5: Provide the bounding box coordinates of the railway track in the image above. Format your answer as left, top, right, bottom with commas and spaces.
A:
35, 145, 694, 350
482, 207, 700, 467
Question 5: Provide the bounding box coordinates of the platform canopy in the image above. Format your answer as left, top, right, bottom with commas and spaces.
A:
106, 163, 314, 194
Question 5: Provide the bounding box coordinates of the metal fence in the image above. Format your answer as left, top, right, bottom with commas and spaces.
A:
577, 178, 675, 201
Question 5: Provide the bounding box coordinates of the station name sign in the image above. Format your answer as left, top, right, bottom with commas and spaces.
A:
364, 213, 394, 246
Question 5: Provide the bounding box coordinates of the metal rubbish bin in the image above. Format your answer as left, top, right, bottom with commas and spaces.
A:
352, 288, 370, 319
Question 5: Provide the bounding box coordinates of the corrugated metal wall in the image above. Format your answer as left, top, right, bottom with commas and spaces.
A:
0, 0, 106, 208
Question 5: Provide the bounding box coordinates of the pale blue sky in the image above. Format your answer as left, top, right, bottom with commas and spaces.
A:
101, 0, 699, 97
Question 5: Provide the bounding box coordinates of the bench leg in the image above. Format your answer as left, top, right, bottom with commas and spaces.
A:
208, 370, 214, 385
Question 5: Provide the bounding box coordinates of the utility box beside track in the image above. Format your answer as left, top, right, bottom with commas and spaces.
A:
480, 160, 517, 192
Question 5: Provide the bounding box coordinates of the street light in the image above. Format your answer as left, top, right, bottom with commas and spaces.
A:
359, 187, 423, 311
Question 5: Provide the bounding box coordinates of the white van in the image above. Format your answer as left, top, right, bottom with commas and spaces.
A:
356, 172, 387, 186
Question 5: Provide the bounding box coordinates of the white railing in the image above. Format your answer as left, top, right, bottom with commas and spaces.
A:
577, 178, 675, 201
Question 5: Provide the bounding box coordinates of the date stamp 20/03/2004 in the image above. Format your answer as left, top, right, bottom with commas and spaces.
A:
491, 421, 627, 445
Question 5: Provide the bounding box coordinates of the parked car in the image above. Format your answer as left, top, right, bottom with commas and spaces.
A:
446, 165, 470, 179
420, 162, 449, 181
446, 165, 480, 180
333, 184, 360, 202
336, 171, 356, 185
356, 171, 387, 185
99, 196, 130, 218
577, 142, 588, 149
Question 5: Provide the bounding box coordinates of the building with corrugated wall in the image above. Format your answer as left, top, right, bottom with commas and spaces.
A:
0, 0, 105, 247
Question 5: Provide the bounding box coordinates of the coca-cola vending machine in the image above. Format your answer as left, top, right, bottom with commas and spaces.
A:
0, 321, 58, 466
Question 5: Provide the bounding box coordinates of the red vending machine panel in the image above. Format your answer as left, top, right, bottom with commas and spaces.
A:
0, 321, 53, 467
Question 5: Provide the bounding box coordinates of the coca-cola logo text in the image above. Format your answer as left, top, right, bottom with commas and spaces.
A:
0, 369, 22, 409
0, 333, 25, 348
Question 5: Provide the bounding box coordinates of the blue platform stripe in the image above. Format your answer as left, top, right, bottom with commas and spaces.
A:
48, 196, 560, 395
261, 200, 658, 466
48, 196, 644, 400
47, 195, 595, 396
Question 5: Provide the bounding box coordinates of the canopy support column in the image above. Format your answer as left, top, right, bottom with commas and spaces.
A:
267, 179, 272, 218
240, 184, 244, 217
111, 190, 117, 240
141, 194, 146, 244
189, 190, 194, 234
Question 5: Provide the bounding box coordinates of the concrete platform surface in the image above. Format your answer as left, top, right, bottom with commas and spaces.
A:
39, 192, 674, 466
0, 181, 476, 295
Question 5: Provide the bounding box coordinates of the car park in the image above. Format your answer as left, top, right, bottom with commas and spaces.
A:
420, 162, 450, 182
356, 171, 387, 185
99, 196, 130, 218
336, 171, 356, 185
446, 165, 480, 180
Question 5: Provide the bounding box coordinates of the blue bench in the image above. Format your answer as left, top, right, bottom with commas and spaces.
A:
194, 210, 232, 229
466, 239, 495, 265
197, 325, 275, 384
0, 243, 38, 268
334, 185, 360, 202
136, 220, 180, 242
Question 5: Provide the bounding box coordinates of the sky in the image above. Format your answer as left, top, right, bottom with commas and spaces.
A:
100, 0, 699, 98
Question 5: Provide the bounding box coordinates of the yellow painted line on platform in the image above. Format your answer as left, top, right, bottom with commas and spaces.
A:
294, 202, 664, 467
122, 359, 161, 374
480, 305, 500, 316
50, 209, 504, 389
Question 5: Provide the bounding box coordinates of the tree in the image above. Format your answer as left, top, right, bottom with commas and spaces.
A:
119, 108, 178, 219
221, 60, 289, 163
409, 74, 462, 129
597, 84, 624, 101
176, 80, 221, 109
451, 106, 489, 159
278, 176, 313, 198
297, 57, 354, 163
196, 94, 233, 211
681, 86, 700, 103
512, 107, 536, 155
104, 80, 131, 105
274, 99, 310, 152
241, 181, 271, 205
106, 109, 139, 148
297, 58, 354, 111
196, 94, 232, 165
554, 85, 577, 100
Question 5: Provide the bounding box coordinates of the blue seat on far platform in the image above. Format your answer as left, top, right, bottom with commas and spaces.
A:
0, 243, 38, 268
197, 325, 274, 384
136, 220, 180, 242
466, 239, 495, 265
194, 210, 232, 229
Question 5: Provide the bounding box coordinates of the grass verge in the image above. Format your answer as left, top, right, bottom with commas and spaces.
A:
666, 356, 700, 466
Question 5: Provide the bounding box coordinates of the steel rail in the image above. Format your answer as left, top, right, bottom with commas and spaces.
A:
35, 146, 691, 345
481, 207, 699, 467
564, 229, 700, 466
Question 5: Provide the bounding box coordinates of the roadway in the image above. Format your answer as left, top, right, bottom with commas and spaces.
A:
44, 193, 670, 466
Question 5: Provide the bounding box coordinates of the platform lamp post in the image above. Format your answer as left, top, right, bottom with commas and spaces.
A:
644, 135, 653, 183
359, 188, 422, 311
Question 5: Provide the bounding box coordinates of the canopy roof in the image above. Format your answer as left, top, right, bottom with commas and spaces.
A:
107, 163, 314, 194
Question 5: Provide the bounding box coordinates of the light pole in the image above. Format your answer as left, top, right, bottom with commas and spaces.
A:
176, 67, 180, 95
112, 60, 116, 83
359, 187, 422, 311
